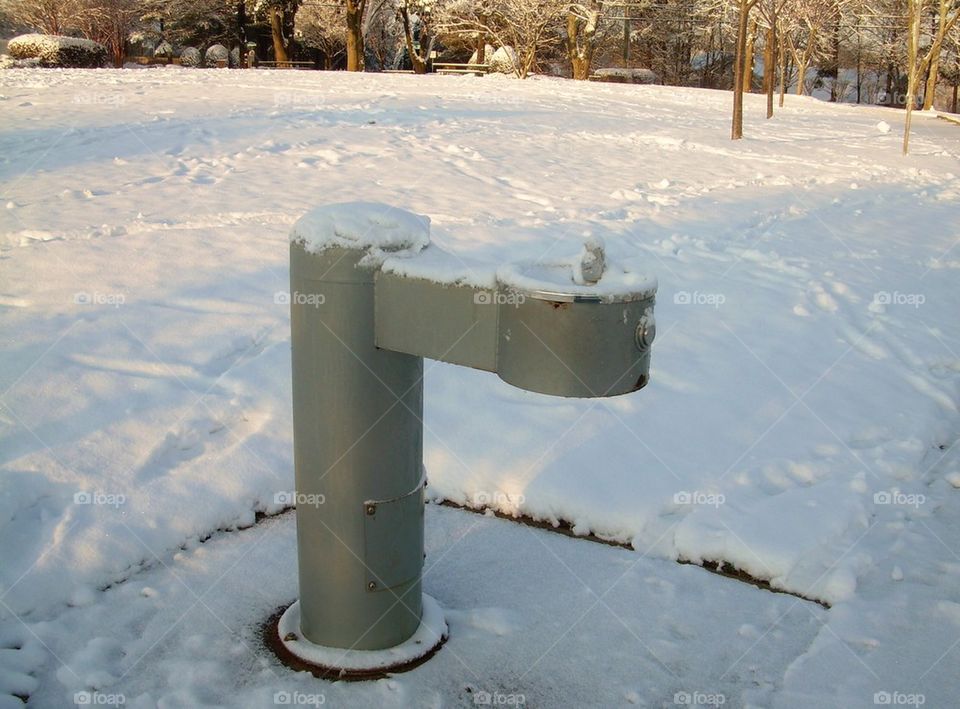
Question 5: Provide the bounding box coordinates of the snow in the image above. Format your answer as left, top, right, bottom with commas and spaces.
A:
6, 35, 106, 69
592, 67, 659, 84
380, 244, 497, 289
290, 201, 430, 258
0, 67, 958, 708
496, 256, 657, 301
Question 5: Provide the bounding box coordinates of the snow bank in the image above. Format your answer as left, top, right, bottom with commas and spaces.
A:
7, 34, 107, 68
489, 46, 519, 75
592, 67, 659, 84
469, 44, 497, 66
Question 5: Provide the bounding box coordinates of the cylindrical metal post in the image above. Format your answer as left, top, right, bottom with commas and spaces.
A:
289, 243, 425, 651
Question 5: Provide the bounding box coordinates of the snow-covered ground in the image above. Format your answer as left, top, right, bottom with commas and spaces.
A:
1, 67, 958, 708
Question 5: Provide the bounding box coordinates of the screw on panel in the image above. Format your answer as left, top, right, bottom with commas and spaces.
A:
367, 581, 377, 591
366, 504, 376, 516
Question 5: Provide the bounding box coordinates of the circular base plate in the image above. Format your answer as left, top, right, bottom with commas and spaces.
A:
265, 594, 447, 681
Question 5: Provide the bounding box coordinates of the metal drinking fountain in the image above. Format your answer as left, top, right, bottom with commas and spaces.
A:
275, 202, 657, 677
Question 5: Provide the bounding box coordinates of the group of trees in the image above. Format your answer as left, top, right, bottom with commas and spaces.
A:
1, 0, 958, 147
726, 0, 959, 149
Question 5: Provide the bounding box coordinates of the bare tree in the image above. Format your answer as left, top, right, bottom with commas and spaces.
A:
783, 0, 832, 95
439, 0, 566, 77
397, 0, 442, 73
732, 0, 759, 138
79, 0, 142, 67
296, 1, 346, 67
139, 0, 239, 52
1, 0, 88, 35
903, 0, 960, 152
756, 0, 790, 118
345, 0, 368, 69
922, 0, 960, 108
565, 1, 602, 79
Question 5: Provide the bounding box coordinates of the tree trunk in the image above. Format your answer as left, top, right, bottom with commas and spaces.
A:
346, 0, 365, 72
732, 0, 752, 140
622, 12, 630, 67
829, 19, 841, 101
778, 39, 787, 108
796, 54, 809, 95
904, 0, 921, 154
922, 0, 950, 110
476, 33, 485, 64
238, 2, 248, 69
743, 19, 757, 92
764, 26, 775, 118
953, 83, 958, 114
924, 58, 940, 110
400, 7, 426, 73
567, 8, 598, 80
269, 7, 289, 63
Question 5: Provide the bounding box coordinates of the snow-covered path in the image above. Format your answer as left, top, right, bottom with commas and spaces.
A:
1, 68, 959, 707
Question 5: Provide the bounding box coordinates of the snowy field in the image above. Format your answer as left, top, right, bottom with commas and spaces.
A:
1, 67, 959, 708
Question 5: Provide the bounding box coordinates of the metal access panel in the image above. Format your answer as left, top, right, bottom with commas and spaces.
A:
363, 478, 425, 591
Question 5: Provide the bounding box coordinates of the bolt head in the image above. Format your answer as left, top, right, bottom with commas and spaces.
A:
367, 581, 377, 591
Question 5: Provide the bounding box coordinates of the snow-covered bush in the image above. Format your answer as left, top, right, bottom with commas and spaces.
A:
153, 41, 174, 59
488, 46, 518, 75
468, 44, 496, 66
0, 55, 14, 70
205, 44, 229, 66
229, 47, 240, 68
592, 68, 658, 85
7, 34, 107, 69
179, 47, 201, 67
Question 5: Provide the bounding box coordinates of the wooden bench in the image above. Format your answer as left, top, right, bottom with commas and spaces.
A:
433, 62, 488, 76
258, 60, 315, 70
130, 56, 181, 66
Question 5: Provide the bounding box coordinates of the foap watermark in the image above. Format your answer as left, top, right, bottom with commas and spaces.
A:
874, 690, 925, 706
473, 690, 526, 706
470, 491, 525, 508
674, 491, 725, 508
873, 490, 925, 509
274, 490, 326, 508
74, 691, 126, 706
873, 291, 925, 308
673, 291, 726, 308
674, 691, 726, 706
74, 291, 125, 308
460, 93, 522, 107
275, 291, 326, 308
273, 690, 326, 706
474, 291, 525, 308
74, 491, 126, 508
73, 93, 126, 106
273, 92, 325, 109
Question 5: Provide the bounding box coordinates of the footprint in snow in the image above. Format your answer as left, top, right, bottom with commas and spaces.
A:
0, 623, 45, 706
135, 418, 225, 482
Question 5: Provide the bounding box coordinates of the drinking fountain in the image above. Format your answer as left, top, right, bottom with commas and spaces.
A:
273, 202, 657, 677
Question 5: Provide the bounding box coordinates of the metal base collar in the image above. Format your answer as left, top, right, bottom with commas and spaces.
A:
270, 594, 447, 680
